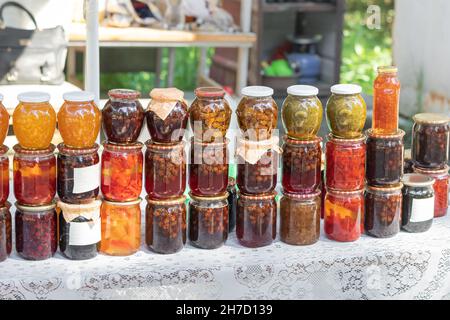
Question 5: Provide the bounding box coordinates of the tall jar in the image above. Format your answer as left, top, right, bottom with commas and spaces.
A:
0, 93, 10, 145
0, 204, 12, 262
0, 146, 9, 204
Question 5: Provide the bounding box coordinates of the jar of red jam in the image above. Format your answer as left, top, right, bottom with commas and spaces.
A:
145, 141, 186, 199
15, 202, 57, 260
325, 135, 366, 191
237, 192, 277, 248
282, 136, 322, 194
324, 189, 364, 242
0, 145, 9, 204
0, 204, 12, 262
101, 142, 143, 202
13, 144, 56, 206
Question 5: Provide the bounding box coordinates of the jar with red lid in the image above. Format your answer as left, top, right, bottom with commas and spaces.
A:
0, 146, 9, 204
0, 94, 10, 146
0, 204, 12, 262
237, 192, 277, 248
101, 142, 143, 202
13, 144, 56, 206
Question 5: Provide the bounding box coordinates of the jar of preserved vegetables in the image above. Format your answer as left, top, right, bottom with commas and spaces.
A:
227, 177, 237, 232
0, 94, 10, 146
0, 145, 9, 204
0, 204, 12, 262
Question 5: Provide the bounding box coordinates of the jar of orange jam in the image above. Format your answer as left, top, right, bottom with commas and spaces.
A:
0, 94, 10, 145
58, 91, 101, 148
13, 92, 56, 150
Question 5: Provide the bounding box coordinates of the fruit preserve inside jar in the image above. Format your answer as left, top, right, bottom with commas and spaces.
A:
0, 204, 12, 262
0, 146, 9, 204
0, 95, 10, 146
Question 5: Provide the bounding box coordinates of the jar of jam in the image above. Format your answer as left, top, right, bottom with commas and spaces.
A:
412, 113, 450, 169
13, 144, 56, 206
282, 136, 322, 194
280, 190, 321, 246
324, 189, 364, 242
401, 174, 435, 233
373, 66, 401, 135
13, 92, 56, 150
189, 138, 229, 197
190, 87, 232, 143
100, 199, 141, 256
236, 86, 278, 141
15, 202, 57, 260
326, 84, 367, 139
0, 145, 9, 204
101, 142, 143, 202
325, 135, 366, 191
58, 200, 102, 260
145, 196, 186, 254
0, 94, 10, 145
146, 88, 189, 143
282, 85, 323, 140
0, 204, 12, 262
145, 141, 186, 199
365, 184, 402, 238
102, 89, 145, 144
413, 166, 449, 218
366, 129, 405, 186
57, 143, 100, 204
227, 177, 237, 232
189, 193, 228, 249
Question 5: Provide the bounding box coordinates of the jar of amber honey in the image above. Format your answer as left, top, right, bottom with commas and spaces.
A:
0, 93, 10, 146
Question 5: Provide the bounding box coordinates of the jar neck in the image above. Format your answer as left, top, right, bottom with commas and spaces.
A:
190, 199, 228, 208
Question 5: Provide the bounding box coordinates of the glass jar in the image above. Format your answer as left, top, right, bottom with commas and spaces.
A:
13, 92, 56, 149
365, 184, 402, 238
326, 84, 367, 139
236, 86, 278, 141
101, 142, 143, 202
0, 94, 10, 145
190, 87, 232, 143
58, 200, 102, 260
401, 174, 435, 233
145, 196, 186, 254
282, 85, 323, 140
0, 204, 12, 262
145, 141, 186, 199
412, 113, 450, 169
324, 189, 364, 242
0, 146, 9, 204
373, 66, 401, 135
227, 177, 237, 232
57, 143, 100, 204
188, 193, 229, 249
102, 89, 145, 144
146, 88, 189, 143
404, 149, 414, 174
189, 138, 229, 197
325, 135, 366, 191
15, 202, 57, 260
13, 144, 56, 206
282, 136, 322, 194
280, 190, 321, 246
100, 199, 141, 256
366, 129, 405, 186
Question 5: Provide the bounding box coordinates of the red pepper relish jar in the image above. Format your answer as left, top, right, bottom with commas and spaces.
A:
0, 203, 12, 262
0, 145, 9, 204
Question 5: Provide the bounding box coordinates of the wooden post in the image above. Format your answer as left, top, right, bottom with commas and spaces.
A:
85, 0, 100, 104
236, 0, 252, 94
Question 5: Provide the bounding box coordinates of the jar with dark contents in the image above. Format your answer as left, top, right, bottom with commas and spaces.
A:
280, 190, 321, 246
102, 89, 145, 144
15, 202, 57, 260
0, 204, 12, 262
145, 196, 186, 254
237, 192, 277, 248
0, 146, 9, 204
146, 88, 189, 143
412, 113, 450, 169
404, 150, 414, 174
57, 143, 100, 204
227, 178, 237, 232
188, 193, 229, 249
365, 184, 402, 238
401, 174, 435, 233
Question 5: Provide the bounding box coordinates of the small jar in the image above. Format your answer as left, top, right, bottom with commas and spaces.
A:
0, 146, 9, 204
145, 196, 186, 254
0, 204, 12, 262
325, 135, 366, 191
280, 190, 321, 246
188, 193, 229, 249
237, 192, 277, 248
401, 174, 435, 233
146, 88, 189, 143
412, 113, 450, 169
326, 84, 367, 139
0, 94, 10, 145
58, 200, 102, 260
101, 142, 143, 202
324, 189, 364, 242
15, 202, 57, 260
227, 177, 238, 232
102, 89, 145, 144
365, 184, 403, 238
282, 136, 322, 194
282, 85, 323, 140
57, 143, 100, 204
145, 141, 186, 199
13, 144, 56, 206
366, 129, 405, 186
236, 86, 278, 141
100, 199, 141, 256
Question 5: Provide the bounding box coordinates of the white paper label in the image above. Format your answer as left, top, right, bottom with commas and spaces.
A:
410, 197, 434, 223
72, 163, 100, 194
69, 219, 101, 246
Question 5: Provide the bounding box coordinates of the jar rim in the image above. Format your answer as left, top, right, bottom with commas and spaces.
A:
330, 84, 362, 95
287, 85, 319, 97
413, 165, 449, 175
189, 192, 229, 202
108, 89, 140, 100
366, 183, 403, 193
57, 143, 99, 155
145, 140, 184, 150
63, 91, 95, 103
327, 134, 365, 144
15, 201, 57, 212
0, 145, 8, 156
17, 91, 50, 103
326, 188, 364, 195
413, 113, 450, 125
103, 198, 142, 206
377, 66, 398, 74
366, 129, 405, 139
402, 173, 435, 187
282, 189, 321, 199
57, 199, 102, 211
103, 141, 144, 151
146, 195, 186, 205
239, 191, 277, 200
13, 144, 55, 155
195, 87, 226, 98
283, 135, 322, 145
241, 86, 274, 98
150, 87, 184, 101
